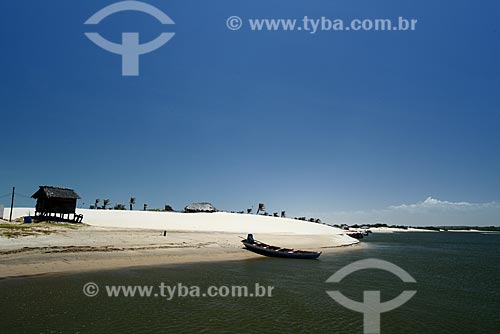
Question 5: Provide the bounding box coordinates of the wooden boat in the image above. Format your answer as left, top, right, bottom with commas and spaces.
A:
241, 234, 321, 259
345, 231, 364, 239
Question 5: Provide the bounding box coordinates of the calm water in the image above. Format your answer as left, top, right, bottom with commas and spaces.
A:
1, 232, 499, 333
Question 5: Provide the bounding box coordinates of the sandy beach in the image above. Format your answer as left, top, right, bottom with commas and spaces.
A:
0, 208, 359, 278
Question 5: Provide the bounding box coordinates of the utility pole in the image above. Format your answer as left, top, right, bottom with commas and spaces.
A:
9, 186, 15, 222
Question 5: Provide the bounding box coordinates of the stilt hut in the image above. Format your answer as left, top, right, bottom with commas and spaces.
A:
32, 186, 83, 222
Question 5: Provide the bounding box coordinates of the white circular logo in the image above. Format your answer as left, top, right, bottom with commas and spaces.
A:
83, 282, 100, 297
326, 259, 417, 334
226, 16, 243, 30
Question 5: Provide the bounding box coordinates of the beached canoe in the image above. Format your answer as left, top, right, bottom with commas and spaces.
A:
241, 234, 321, 259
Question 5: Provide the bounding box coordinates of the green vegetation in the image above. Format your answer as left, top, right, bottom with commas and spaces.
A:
0, 223, 35, 238
38, 222, 82, 230
416, 226, 500, 232
332, 223, 500, 232
0, 223, 29, 229
0, 221, 82, 238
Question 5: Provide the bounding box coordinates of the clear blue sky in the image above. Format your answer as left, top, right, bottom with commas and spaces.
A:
1, 0, 499, 225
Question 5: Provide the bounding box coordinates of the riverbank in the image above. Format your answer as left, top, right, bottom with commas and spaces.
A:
369, 227, 439, 233
0, 209, 358, 278
2, 232, 498, 334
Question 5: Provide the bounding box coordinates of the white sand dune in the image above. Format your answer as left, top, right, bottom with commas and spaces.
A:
0, 207, 358, 277
4, 207, 352, 237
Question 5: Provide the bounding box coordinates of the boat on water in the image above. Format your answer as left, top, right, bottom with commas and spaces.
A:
241, 234, 322, 259
345, 231, 365, 239
345, 229, 371, 239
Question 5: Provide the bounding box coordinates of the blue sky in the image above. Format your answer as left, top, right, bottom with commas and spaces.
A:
1, 0, 499, 225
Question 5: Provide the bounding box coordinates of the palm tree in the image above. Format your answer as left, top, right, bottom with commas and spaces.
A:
129, 197, 135, 210
95, 199, 100, 210
103, 199, 110, 209
257, 203, 265, 215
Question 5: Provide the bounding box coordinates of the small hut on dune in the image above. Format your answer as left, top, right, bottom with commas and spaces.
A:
184, 202, 217, 213
32, 186, 83, 222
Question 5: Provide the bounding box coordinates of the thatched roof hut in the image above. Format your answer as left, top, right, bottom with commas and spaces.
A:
32, 186, 82, 222
32, 186, 80, 201
184, 202, 217, 213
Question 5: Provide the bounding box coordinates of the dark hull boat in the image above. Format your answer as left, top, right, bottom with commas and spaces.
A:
346, 231, 364, 239
241, 234, 321, 259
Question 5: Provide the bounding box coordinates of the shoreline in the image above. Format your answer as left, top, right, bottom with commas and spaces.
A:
369, 227, 439, 233
0, 243, 364, 280
1, 207, 360, 278
0, 224, 360, 279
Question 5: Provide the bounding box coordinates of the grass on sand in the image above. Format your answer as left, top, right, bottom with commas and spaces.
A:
0, 221, 83, 238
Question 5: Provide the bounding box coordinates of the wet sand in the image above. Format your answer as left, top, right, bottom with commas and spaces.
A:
0, 224, 359, 278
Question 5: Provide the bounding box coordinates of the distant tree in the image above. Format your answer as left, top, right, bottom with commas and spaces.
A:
103, 199, 110, 209
256, 203, 265, 215
129, 197, 135, 211
143, 203, 148, 211
281, 211, 286, 218
114, 204, 126, 210
247, 208, 253, 214
164, 205, 174, 212
95, 199, 100, 210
